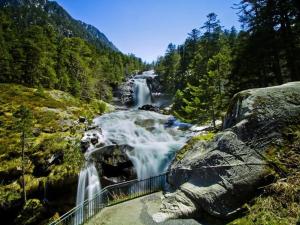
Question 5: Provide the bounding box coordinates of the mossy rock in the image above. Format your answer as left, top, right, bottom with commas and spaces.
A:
0, 181, 22, 215
47, 164, 78, 189
15, 199, 46, 225
175, 132, 215, 162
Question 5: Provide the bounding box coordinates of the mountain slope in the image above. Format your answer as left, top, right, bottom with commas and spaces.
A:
0, 0, 118, 51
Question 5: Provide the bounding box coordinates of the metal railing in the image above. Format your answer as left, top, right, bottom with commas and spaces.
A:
49, 173, 168, 225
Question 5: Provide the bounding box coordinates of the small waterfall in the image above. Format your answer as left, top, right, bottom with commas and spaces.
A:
134, 78, 152, 107
75, 162, 101, 224
76, 162, 101, 205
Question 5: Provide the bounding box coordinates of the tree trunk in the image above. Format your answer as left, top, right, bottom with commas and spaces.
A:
211, 104, 216, 129
272, 49, 283, 84
21, 131, 27, 203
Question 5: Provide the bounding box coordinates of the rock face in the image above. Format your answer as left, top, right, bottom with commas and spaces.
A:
118, 79, 135, 106
90, 145, 137, 186
154, 82, 300, 221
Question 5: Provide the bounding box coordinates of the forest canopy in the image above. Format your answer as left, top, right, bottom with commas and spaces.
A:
155, 0, 300, 125
0, 5, 146, 101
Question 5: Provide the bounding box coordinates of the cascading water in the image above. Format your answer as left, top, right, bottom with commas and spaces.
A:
93, 110, 189, 180
134, 78, 152, 107
75, 161, 101, 224
76, 163, 101, 205
74, 71, 191, 221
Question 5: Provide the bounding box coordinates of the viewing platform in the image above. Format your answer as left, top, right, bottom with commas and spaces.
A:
86, 192, 201, 225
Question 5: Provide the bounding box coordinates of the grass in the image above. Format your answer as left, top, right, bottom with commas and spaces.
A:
230, 125, 300, 225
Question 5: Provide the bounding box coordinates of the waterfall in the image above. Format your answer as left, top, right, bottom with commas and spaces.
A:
75, 162, 101, 224
76, 162, 101, 205
94, 110, 190, 180
134, 78, 152, 107
74, 71, 190, 221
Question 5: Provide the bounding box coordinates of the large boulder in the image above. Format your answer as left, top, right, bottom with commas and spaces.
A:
153, 82, 300, 222
90, 145, 137, 186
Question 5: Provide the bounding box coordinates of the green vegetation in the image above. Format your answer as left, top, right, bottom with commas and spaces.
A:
0, 84, 111, 224
175, 132, 215, 161
0, 4, 146, 102
230, 125, 300, 225
156, 1, 300, 126
13, 105, 34, 203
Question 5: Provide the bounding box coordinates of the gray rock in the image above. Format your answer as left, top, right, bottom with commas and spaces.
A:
90, 145, 137, 185
118, 80, 135, 106
154, 82, 300, 221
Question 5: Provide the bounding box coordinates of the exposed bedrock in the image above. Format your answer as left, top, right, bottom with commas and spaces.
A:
90, 145, 137, 186
153, 82, 300, 222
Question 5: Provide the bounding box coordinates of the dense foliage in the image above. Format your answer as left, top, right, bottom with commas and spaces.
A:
155, 0, 300, 125
0, 3, 146, 102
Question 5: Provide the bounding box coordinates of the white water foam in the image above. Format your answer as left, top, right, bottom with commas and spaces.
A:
93, 110, 190, 180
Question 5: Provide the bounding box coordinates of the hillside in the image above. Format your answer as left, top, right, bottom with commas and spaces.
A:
0, 84, 112, 225
0, 0, 117, 51
0, 0, 146, 101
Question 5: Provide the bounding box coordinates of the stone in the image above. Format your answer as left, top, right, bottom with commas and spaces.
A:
14, 199, 46, 225
154, 82, 300, 221
90, 144, 137, 184
138, 104, 160, 112
80, 128, 105, 152
79, 116, 86, 123
47, 151, 64, 165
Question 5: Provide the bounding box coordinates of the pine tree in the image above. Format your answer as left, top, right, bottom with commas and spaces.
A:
13, 105, 34, 204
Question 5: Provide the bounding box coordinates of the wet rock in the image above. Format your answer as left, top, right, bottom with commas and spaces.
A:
118, 80, 135, 106
80, 140, 90, 153
86, 124, 98, 131
79, 116, 86, 123
90, 145, 137, 183
80, 128, 104, 152
138, 104, 160, 112
155, 82, 300, 221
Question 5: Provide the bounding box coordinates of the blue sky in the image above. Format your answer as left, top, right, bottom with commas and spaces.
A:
55, 0, 241, 62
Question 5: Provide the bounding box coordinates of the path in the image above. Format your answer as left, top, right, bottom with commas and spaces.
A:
86, 192, 202, 225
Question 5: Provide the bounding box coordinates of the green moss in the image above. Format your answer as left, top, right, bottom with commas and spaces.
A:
0, 182, 22, 206
15, 199, 46, 225
175, 132, 215, 161
47, 164, 79, 188
192, 132, 215, 142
